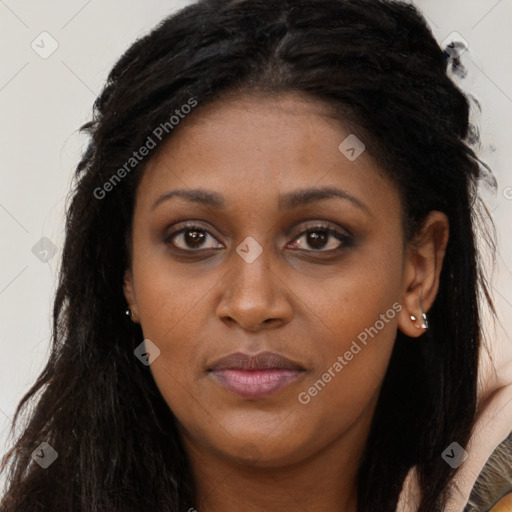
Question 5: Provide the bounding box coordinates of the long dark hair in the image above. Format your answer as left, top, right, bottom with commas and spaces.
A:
1, 1, 496, 510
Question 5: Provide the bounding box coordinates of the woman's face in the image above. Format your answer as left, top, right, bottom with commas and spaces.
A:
124, 92, 410, 468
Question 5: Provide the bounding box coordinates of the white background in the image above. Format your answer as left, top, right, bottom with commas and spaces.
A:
1, 0, 511, 491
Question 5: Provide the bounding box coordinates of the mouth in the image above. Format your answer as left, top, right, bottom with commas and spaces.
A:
207, 351, 306, 399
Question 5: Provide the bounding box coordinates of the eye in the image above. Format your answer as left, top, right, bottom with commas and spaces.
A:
287, 224, 351, 252
165, 224, 222, 251
164, 222, 352, 253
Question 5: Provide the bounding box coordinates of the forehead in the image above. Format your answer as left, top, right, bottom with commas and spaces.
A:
136, 92, 400, 218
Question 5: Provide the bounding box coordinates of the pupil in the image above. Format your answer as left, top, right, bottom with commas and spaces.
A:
308, 230, 327, 249
185, 230, 205, 248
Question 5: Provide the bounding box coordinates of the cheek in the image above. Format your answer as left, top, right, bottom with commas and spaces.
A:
296, 240, 404, 403
128, 245, 207, 383
132, 243, 210, 341
135, 274, 210, 421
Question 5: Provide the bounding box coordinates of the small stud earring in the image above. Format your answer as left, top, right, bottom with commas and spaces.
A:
125, 308, 132, 320
410, 310, 428, 331
420, 311, 429, 330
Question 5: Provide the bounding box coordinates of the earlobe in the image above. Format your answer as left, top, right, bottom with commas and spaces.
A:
397, 300, 429, 338
397, 211, 449, 338
123, 269, 140, 323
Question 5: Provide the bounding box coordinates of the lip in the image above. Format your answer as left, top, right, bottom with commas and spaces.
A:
207, 351, 306, 399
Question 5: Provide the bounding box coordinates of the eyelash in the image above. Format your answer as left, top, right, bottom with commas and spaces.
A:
164, 222, 352, 254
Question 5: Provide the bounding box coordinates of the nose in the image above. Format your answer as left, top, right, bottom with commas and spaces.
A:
215, 245, 293, 332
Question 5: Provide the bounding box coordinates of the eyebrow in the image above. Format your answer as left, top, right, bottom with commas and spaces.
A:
150, 186, 369, 213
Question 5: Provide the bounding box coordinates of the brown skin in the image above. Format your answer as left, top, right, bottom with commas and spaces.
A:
123, 92, 449, 512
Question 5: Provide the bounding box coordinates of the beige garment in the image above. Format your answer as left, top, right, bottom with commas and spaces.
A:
397, 316, 512, 512
488, 492, 512, 512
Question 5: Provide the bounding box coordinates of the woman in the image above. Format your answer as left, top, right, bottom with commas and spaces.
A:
1, 0, 509, 511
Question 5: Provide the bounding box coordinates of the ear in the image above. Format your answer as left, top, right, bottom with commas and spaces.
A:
123, 269, 140, 323
397, 211, 449, 338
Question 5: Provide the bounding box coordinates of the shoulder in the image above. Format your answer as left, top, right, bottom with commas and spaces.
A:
464, 430, 512, 512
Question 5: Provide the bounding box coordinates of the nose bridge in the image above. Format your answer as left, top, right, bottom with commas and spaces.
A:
230, 235, 276, 300
216, 235, 291, 329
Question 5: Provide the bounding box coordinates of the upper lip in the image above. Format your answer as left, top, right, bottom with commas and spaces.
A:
207, 351, 305, 371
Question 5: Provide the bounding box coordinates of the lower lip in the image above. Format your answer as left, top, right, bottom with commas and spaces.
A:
209, 369, 304, 399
